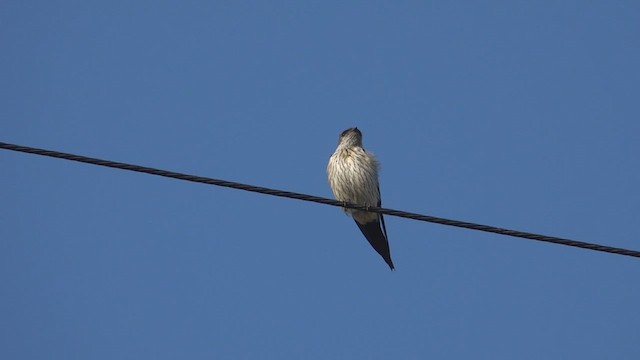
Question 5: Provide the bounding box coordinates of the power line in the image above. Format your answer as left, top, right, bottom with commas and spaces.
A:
2, 140, 639, 259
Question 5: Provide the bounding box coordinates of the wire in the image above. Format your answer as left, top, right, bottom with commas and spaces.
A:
2, 141, 639, 259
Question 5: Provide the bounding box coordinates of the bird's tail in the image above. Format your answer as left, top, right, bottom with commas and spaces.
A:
354, 219, 395, 270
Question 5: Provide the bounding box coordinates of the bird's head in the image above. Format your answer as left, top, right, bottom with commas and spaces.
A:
338, 127, 363, 148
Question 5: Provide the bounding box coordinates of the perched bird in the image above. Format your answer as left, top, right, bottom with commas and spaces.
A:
327, 127, 395, 270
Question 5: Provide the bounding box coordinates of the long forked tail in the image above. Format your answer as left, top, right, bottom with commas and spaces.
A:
354, 218, 395, 270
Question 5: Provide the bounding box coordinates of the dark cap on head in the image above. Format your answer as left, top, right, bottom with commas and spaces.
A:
340, 127, 361, 137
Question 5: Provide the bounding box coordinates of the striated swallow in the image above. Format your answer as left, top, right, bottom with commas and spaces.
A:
327, 127, 395, 270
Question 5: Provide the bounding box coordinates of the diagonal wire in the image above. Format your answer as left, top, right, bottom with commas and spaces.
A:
2, 141, 639, 259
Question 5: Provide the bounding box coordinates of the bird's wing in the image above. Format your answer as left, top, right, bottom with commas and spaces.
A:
377, 185, 388, 241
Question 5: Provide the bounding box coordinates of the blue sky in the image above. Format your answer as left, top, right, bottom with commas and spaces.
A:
2, 1, 639, 358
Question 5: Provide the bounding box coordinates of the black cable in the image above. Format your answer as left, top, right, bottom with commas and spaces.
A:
2, 141, 639, 259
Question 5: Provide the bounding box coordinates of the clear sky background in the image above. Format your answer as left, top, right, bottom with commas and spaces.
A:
2, 1, 639, 359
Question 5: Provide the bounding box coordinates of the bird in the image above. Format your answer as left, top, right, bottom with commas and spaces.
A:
327, 127, 395, 270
